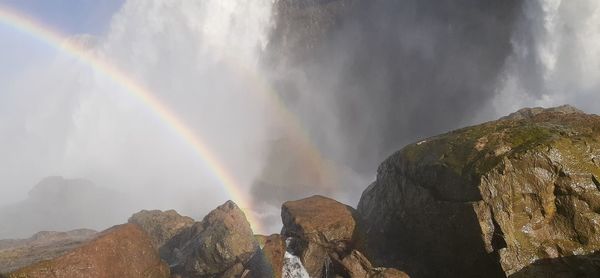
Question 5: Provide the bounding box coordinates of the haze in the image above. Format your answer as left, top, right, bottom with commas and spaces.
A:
0, 0, 599, 238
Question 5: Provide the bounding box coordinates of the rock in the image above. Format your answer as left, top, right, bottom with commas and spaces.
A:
281, 195, 359, 277
358, 106, 600, 277
280, 195, 404, 277
222, 262, 245, 278
245, 234, 286, 278
331, 250, 409, 278
128, 209, 194, 251
7, 224, 169, 278
370, 268, 411, 278
501, 105, 584, 121
0, 229, 97, 274
331, 249, 371, 277
168, 200, 259, 277
261, 235, 287, 278
282, 195, 358, 246
509, 252, 600, 278
255, 235, 268, 248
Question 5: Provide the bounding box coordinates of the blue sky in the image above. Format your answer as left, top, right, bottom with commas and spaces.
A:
0, 1, 124, 83
1, 0, 124, 34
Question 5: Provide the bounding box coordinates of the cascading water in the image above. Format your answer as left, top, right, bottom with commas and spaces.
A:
493, 0, 600, 114
282, 238, 310, 278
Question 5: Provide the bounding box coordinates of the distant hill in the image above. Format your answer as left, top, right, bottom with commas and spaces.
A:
0, 176, 133, 239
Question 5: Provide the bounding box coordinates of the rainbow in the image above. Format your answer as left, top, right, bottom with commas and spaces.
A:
0, 4, 336, 234
0, 4, 270, 231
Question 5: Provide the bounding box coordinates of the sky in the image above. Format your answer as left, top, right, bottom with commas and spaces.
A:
0, 0, 599, 238
0, 0, 122, 75
1, 0, 123, 34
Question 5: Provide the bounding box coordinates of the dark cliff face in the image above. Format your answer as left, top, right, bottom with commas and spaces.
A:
357, 106, 600, 277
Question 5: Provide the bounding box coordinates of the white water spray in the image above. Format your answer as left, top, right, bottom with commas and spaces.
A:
493, 0, 600, 115
282, 238, 310, 278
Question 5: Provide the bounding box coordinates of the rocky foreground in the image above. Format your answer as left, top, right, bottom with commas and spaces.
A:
2, 105, 600, 278
1, 197, 404, 278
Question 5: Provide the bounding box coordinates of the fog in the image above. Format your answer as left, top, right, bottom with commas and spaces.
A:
1, 0, 599, 237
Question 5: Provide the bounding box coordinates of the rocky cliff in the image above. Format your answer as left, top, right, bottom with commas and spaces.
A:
358, 105, 600, 277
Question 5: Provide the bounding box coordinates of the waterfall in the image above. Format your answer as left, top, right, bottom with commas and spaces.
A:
282, 238, 310, 278
493, 0, 600, 114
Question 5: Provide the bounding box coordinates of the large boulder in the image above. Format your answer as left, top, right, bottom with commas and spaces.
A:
0, 229, 96, 274
281, 195, 359, 277
128, 209, 194, 251
282, 195, 407, 277
7, 224, 169, 278
358, 106, 600, 277
167, 200, 259, 277
282, 195, 358, 244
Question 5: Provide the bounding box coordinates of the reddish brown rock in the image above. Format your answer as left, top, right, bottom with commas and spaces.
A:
8, 224, 169, 278
332, 250, 409, 278
262, 235, 286, 278
282, 195, 359, 277
282, 195, 358, 245
245, 234, 286, 278
0, 229, 97, 274
331, 249, 372, 277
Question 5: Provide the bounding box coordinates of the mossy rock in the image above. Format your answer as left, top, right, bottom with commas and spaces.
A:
359, 106, 600, 277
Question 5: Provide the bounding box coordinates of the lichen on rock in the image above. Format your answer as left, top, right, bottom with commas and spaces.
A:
358, 106, 600, 277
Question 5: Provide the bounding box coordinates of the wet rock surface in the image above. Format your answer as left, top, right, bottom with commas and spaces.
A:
7, 224, 169, 278
358, 106, 600, 277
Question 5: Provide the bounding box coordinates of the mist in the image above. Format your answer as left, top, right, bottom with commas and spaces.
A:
1, 0, 600, 237
251, 0, 600, 208
0, 0, 275, 236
